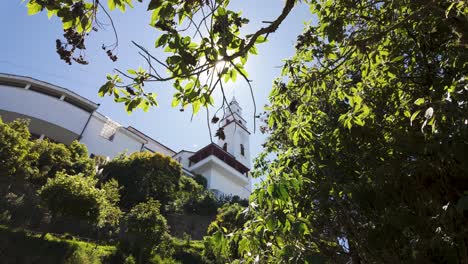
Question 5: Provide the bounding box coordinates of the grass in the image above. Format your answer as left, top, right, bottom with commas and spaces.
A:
0, 225, 116, 264
171, 237, 206, 264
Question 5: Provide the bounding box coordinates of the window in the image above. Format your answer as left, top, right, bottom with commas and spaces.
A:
240, 144, 245, 156
223, 143, 227, 151
100, 119, 119, 141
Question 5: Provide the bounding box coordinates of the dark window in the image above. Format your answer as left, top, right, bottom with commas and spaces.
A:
240, 144, 245, 156
30, 133, 42, 140
90, 153, 95, 158
223, 143, 227, 151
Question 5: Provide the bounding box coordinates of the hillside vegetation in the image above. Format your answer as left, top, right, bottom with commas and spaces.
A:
0, 117, 247, 263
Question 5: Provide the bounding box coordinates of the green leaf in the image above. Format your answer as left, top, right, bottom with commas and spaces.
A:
298, 222, 310, 235
249, 46, 258, 55
108, 0, 116, 11
47, 9, 58, 19
238, 238, 250, 254
410, 110, 421, 126
192, 101, 201, 114
155, 34, 169, 47
139, 100, 150, 112
171, 97, 180, 108
27, 2, 42, 15
98, 82, 113, 97
414, 98, 425, 106
255, 35, 267, 44
147, 0, 161, 10
278, 184, 289, 200
267, 184, 275, 197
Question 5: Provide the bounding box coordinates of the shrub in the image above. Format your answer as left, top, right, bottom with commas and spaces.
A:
123, 255, 137, 264
206, 203, 246, 235
123, 199, 172, 261
168, 176, 205, 213
29, 140, 95, 185
64, 246, 101, 264
193, 174, 207, 189
0, 117, 31, 177
149, 255, 181, 264
38, 172, 122, 227
103, 152, 182, 210
183, 191, 219, 216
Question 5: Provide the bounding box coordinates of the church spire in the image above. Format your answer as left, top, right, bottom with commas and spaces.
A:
217, 97, 250, 169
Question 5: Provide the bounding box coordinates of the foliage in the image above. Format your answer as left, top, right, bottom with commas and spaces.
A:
22, 0, 295, 119
225, 0, 467, 263
0, 225, 115, 264
29, 139, 96, 184
182, 191, 220, 216
169, 175, 205, 213
64, 246, 102, 264
193, 174, 208, 189
206, 203, 246, 235
19, 0, 468, 262
148, 255, 181, 264
102, 152, 182, 210
38, 172, 122, 228
0, 117, 32, 177
172, 238, 206, 264
123, 199, 172, 261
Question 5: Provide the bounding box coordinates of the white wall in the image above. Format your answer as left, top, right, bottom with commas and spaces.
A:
173, 151, 195, 170
79, 114, 145, 158
0, 85, 90, 135
144, 140, 175, 157
190, 156, 251, 199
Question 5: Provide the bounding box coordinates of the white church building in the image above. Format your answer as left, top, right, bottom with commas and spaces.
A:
0, 73, 251, 198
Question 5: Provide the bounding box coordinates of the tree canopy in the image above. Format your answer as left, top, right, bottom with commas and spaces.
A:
22, 0, 468, 262
101, 152, 182, 210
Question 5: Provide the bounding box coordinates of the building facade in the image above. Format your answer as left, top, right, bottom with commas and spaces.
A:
0, 73, 251, 198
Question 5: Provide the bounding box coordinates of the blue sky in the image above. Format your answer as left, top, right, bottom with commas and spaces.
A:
0, 0, 312, 181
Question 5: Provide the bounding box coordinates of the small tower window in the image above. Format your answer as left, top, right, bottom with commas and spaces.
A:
223, 143, 227, 151
240, 144, 245, 156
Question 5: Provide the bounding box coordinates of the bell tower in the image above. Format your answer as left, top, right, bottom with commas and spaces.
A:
217, 97, 251, 169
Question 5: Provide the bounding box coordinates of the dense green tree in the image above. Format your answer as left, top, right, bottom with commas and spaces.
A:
123, 199, 171, 263
207, 203, 246, 235
38, 172, 122, 228
0, 117, 32, 178
231, 1, 467, 263
29, 140, 96, 184
102, 152, 182, 210
170, 175, 204, 213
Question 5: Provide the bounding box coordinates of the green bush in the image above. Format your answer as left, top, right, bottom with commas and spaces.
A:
29, 140, 95, 185
182, 191, 219, 216
122, 199, 172, 261
193, 174, 207, 189
123, 255, 137, 264
0, 225, 114, 264
38, 172, 122, 228
102, 152, 182, 210
64, 246, 101, 264
0, 117, 31, 178
206, 203, 246, 235
149, 255, 181, 264
169, 176, 205, 214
